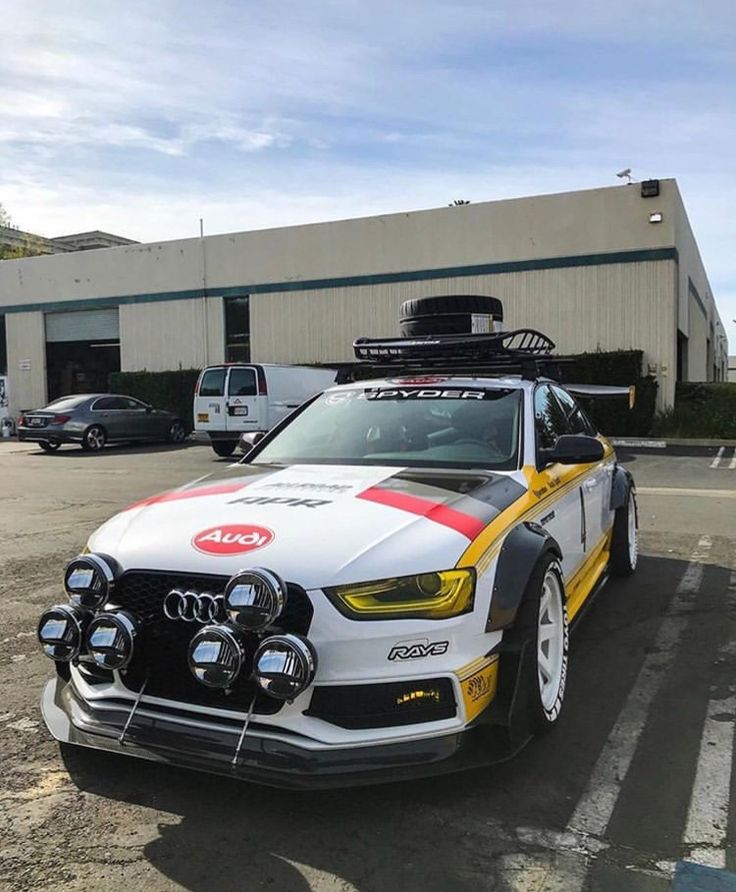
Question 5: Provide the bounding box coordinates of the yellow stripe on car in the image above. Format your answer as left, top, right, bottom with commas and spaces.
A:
455, 655, 499, 722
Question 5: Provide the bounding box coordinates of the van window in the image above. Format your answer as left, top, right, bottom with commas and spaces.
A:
228, 367, 257, 396
199, 368, 226, 397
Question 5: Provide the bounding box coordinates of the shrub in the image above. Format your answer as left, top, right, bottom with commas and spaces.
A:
108, 369, 201, 432
651, 383, 736, 439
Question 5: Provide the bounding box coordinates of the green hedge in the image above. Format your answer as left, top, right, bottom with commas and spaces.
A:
561, 350, 658, 437
651, 382, 736, 439
109, 369, 200, 432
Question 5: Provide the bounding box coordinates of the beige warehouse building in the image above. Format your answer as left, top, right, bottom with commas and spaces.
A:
0, 178, 728, 417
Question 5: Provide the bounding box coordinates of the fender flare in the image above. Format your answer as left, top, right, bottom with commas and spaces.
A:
610, 464, 635, 511
485, 522, 562, 632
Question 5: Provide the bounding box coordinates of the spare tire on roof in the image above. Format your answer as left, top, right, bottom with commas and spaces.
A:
399, 295, 504, 337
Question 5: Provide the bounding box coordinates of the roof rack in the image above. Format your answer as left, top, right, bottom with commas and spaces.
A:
348, 328, 564, 381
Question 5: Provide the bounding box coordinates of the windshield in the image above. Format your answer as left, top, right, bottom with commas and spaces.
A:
252, 385, 523, 470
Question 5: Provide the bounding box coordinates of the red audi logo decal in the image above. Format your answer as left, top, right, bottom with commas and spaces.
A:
192, 524, 274, 555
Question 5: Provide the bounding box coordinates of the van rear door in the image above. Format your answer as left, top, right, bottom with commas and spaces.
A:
194, 367, 227, 431
224, 366, 262, 433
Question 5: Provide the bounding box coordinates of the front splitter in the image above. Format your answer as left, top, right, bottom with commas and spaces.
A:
41, 678, 530, 790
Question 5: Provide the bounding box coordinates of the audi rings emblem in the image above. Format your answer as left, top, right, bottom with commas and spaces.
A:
163, 589, 226, 624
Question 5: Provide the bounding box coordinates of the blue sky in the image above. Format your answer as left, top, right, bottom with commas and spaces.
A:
1, 0, 735, 349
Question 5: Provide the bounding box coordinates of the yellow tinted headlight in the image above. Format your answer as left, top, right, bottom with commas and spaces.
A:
325, 569, 475, 620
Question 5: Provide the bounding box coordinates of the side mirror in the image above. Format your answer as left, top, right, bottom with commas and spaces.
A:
240, 431, 265, 452
145, 405, 153, 413
538, 434, 604, 468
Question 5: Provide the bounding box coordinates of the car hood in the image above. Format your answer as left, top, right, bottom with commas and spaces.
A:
88, 463, 526, 589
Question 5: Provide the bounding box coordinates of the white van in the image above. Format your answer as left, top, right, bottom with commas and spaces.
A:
194, 363, 338, 456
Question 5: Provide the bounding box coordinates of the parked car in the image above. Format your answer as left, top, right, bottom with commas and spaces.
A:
37, 296, 638, 787
18, 393, 187, 452
194, 363, 338, 456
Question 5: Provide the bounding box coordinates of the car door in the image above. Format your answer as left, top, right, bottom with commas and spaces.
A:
224, 366, 261, 433
121, 396, 159, 439
533, 384, 586, 581
90, 396, 128, 440
194, 367, 227, 432
550, 384, 613, 552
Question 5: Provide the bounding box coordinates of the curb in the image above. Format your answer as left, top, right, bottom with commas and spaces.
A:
611, 437, 736, 456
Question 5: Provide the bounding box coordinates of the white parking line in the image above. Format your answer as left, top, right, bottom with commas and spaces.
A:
567, 535, 713, 840
683, 568, 736, 869
683, 695, 736, 868
730, 451, 736, 471
711, 447, 725, 469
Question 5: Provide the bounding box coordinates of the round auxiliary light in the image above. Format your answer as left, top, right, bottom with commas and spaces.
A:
187, 625, 246, 689
37, 604, 91, 662
64, 553, 118, 610
253, 634, 317, 701
85, 611, 140, 671
224, 568, 287, 631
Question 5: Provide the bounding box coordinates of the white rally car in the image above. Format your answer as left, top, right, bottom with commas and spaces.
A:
38, 297, 638, 787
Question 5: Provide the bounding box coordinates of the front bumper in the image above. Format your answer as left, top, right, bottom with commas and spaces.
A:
42, 677, 526, 789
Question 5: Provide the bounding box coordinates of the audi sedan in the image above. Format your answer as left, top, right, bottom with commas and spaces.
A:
18, 393, 187, 452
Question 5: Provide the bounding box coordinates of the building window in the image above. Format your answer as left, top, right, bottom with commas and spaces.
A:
224, 296, 250, 362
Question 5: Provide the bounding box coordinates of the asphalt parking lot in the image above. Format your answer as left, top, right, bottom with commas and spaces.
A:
1, 440, 735, 892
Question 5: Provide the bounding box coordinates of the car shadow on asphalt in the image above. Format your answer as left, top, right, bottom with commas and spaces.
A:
23, 441, 203, 458
58, 551, 734, 892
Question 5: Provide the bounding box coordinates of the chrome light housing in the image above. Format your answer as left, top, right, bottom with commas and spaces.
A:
224, 568, 287, 631
85, 611, 140, 670
253, 634, 317, 701
64, 553, 118, 610
37, 604, 91, 661
188, 625, 246, 689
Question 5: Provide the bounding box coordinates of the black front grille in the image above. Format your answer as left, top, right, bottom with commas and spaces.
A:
306, 678, 457, 729
108, 570, 313, 713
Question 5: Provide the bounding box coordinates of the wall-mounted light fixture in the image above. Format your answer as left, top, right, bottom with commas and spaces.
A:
649, 212, 663, 224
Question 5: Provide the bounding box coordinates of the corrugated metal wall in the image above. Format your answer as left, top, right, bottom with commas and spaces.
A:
251, 260, 677, 407
120, 297, 225, 372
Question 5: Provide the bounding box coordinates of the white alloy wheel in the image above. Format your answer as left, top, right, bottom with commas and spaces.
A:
627, 493, 638, 570
537, 568, 566, 713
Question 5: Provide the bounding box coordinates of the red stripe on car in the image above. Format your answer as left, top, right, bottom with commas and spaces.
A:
124, 481, 249, 511
357, 487, 486, 540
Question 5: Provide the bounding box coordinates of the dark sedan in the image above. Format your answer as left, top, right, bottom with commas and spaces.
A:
17, 394, 187, 453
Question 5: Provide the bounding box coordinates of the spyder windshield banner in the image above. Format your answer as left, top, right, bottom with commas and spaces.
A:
326, 387, 512, 404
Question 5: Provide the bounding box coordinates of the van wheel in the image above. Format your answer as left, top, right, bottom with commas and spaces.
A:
81, 425, 107, 452
211, 440, 236, 457
39, 441, 60, 452
503, 553, 568, 734
610, 488, 638, 577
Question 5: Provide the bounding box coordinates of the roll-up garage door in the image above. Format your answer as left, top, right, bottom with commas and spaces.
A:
45, 308, 119, 343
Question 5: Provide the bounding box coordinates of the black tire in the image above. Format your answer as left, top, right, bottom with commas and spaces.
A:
610, 487, 638, 577
211, 440, 237, 457
502, 553, 568, 734
399, 294, 504, 337
81, 425, 107, 452
39, 441, 60, 452
167, 420, 187, 444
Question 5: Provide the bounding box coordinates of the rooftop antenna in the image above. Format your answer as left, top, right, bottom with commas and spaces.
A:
616, 168, 635, 184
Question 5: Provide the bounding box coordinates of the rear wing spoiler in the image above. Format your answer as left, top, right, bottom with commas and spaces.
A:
566, 383, 636, 409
